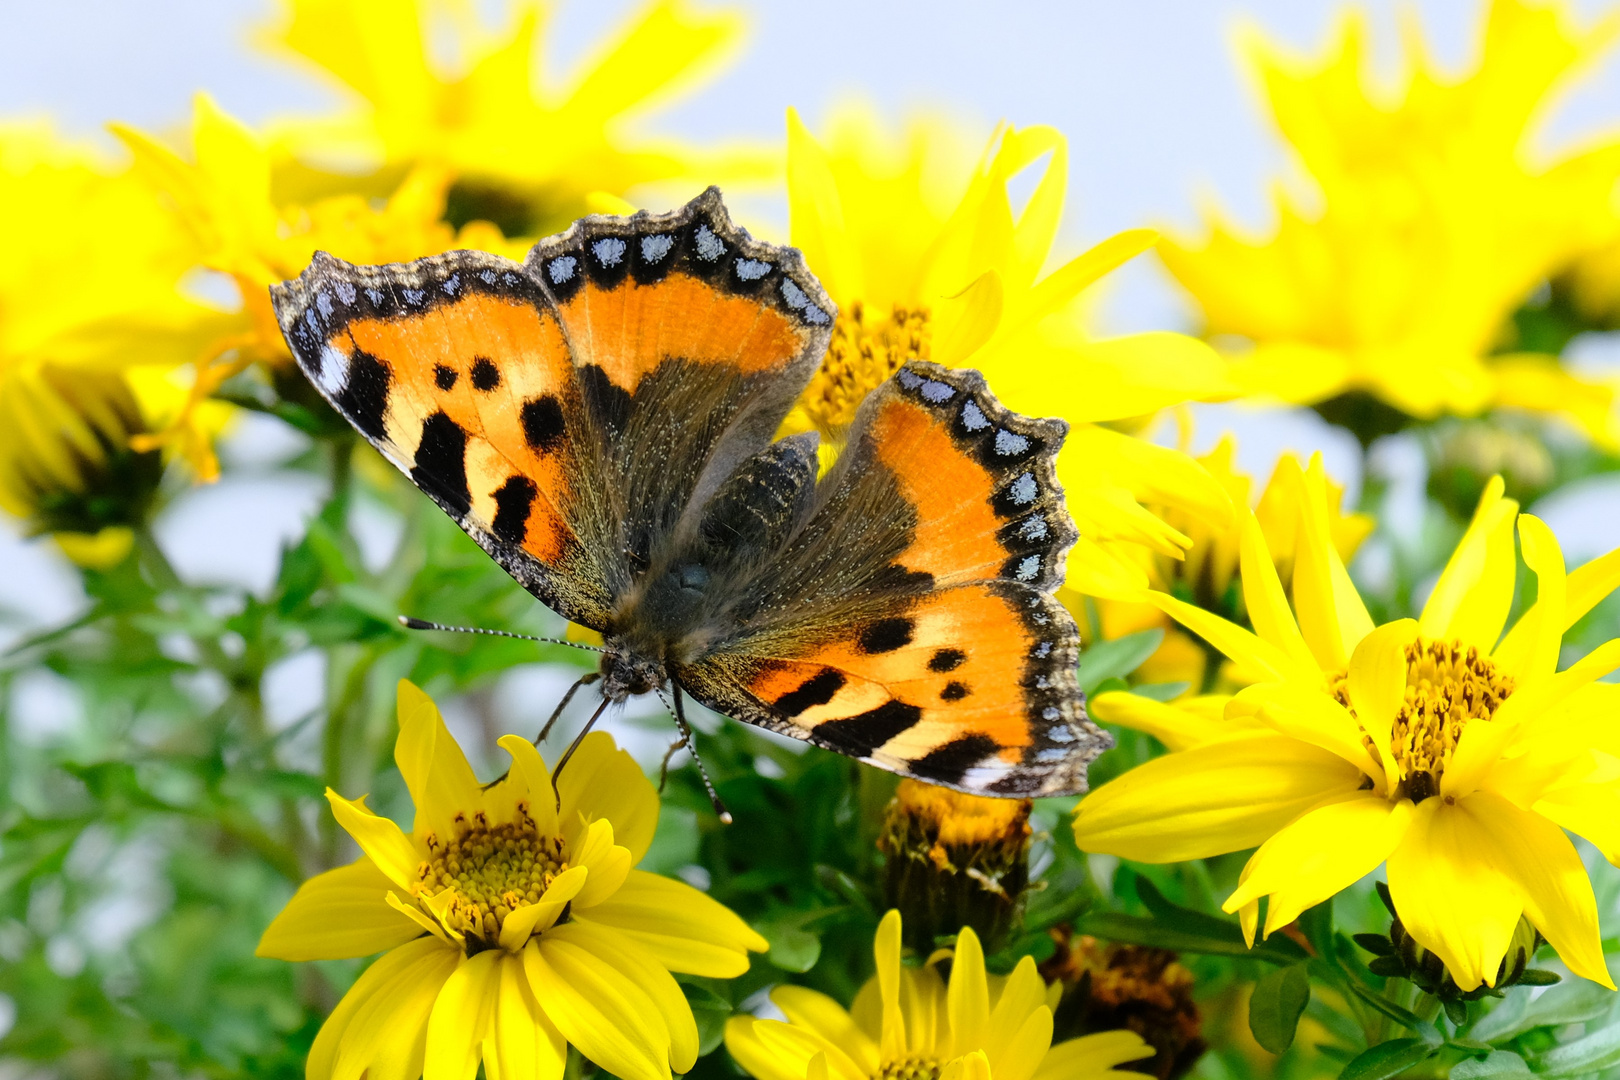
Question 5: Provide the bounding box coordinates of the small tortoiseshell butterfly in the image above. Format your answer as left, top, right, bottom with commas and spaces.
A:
271, 188, 1109, 797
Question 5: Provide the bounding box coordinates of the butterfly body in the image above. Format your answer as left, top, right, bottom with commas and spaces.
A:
272, 188, 1110, 796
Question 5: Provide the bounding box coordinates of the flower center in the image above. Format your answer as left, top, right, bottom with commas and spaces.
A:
1332, 638, 1514, 802
416, 807, 568, 943
877, 1058, 943, 1080
801, 301, 932, 437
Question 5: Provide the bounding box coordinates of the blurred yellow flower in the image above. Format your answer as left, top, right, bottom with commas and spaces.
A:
1074, 478, 1620, 992
782, 107, 1237, 598
1159, 0, 1620, 445
114, 94, 524, 479
262, 0, 763, 236
1099, 444, 1373, 691
259, 680, 766, 1080
0, 123, 215, 553
725, 909, 1152, 1080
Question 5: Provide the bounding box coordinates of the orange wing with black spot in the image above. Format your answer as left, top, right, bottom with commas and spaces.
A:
270, 189, 834, 629
679, 362, 1106, 797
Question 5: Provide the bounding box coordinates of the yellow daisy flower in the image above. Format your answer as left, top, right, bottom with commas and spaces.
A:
1073, 476, 1620, 991
258, 680, 768, 1080
1158, 0, 1620, 445
0, 122, 216, 557
781, 107, 1237, 599
113, 94, 525, 479
261, 0, 761, 236
725, 909, 1152, 1080
1098, 444, 1373, 691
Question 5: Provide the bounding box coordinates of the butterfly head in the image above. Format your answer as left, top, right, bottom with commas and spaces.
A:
597, 639, 668, 703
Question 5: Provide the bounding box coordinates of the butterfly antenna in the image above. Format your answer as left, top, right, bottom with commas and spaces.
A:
398, 615, 604, 653
665, 682, 732, 825
537, 673, 601, 745
550, 696, 612, 809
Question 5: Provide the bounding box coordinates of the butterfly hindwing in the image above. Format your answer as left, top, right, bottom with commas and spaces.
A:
679, 362, 1105, 797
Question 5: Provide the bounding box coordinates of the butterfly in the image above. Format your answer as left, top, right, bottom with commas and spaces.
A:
270, 188, 1109, 797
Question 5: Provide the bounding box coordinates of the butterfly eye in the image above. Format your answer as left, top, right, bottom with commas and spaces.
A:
677, 564, 710, 591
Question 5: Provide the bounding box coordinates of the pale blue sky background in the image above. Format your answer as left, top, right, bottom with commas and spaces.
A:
3, 0, 1619, 754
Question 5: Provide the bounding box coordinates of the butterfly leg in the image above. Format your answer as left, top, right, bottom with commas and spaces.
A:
550, 696, 613, 808
670, 683, 733, 825
537, 672, 601, 745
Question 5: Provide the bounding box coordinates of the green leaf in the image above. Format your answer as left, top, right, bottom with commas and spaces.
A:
1078, 629, 1163, 695
681, 984, 732, 1057
1131, 681, 1190, 702
1531, 1020, 1620, 1079
1450, 1051, 1532, 1079
1249, 962, 1312, 1053
1470, 979, 1612, 1043
1338, 1038, 1438, 1080
1347, 978, 1438, 1038
1077, 911, 1307, 966
1299, 900, 1336, 964
760, 919, 821, 973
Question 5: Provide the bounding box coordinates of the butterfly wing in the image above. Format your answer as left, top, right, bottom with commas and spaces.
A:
677, 362, 1107, 797
271, 189, 834, 629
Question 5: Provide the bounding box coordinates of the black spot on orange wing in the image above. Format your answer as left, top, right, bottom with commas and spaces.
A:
578, 364, 632, 437
491, 476, 538, 544
940, 681, 970, 701
521, 395, 566, 454
858, 617, 914, 654
338, 347, 391, 440
775, 669, 846, 717
434, 364, 458, 390
815, 700, 921, 757
909, 733, 1000, 785
928, 648, 966, 672
470, 357, 500, 391
411, 412, 471, 517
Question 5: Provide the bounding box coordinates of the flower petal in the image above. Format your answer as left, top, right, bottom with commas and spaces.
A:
725, 1018, 817, 1080
984, 956, 1047, 1065
787, 108, 863, 302
948, 926, 990, 1058
551, 921, 699, 1074
569, 818, 632, 910
751, 1022, 862, 1080
555, 732, 659, 864
1223, 793, 1412, 935
1088, 691, 1245, 751
395, 679, 484, 841
496, 734, 559, 839
1143, 592, 1308, 685
1467, 791, 1613, 988
1237, 510, 1318, 675
934, 269, 1004, 366
1291, 454, 1375, 669
1496, 545, 1620, 666
1228, 682, 1383, 781
1418, 479, 1519, 651
1536, 782, 1620, 865
311, 937, 459, 1080
875, 909, 906, 1061
498, 865, 588, 952
486, 952, 566, 1080
990, 1006, 1052, 1080
578, 868, 766, 977
1386, 797, 1522, 992
327, 789, 422, 892
1074, 735, 1364, 861
1491, 515, 1567, 680
1346, 619, 1420, 787
258, 857, 422, 961
423, 950, 500, 1080
771, 986, 879, 1076
525, 933, 672, 1080
1033, 1031, 1154, 1080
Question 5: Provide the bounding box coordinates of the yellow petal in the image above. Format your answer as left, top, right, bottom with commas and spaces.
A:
525, 933, 672, 1080
1074, 735, 1364, 861
498, 865, 589, 951
1142, 592, 1308, 685
387, 890, 456, 945
751, 1023, 862, 1080
310, 937, 459, 1080
1023, 332, 1233, 423
1535, 782, 1620, 865
787, 108, 862, 302
1227, 683, 1383, 780
576, 868, 766, 977
1088, 691, 1238, 751
257, 857, 422, 961
556, 732, 660, 864
1237, 512, 1320, 676
990, 1007, 1053, 1080
395, 679, 484, 840
1007, 230, 1158, 341
1224, 793, 1413, 935
725, 1018, 812, 1080
486, 952, 567, 1080
1418, 478, 1519, 650
326, 789, 422, 891
1386, 797, 1521, 992
563, 921, 700, 1073
496, 734, 559, 839
1291, 455, 1374, 669
875, 909, 906, 1061
947, 927, 990, 1058
423, 951, 500, 1080
1466, 791, 1613, 988
569, 818, 632, 910
770, 986, 879, 1076
1492, 515, 1567, 680
1496, 545, 1620, 665
1032, 1031, 1154, 1080
984, 956, 1046, 1065
934, 269, 1004, 366
1346, 619, 1420, 786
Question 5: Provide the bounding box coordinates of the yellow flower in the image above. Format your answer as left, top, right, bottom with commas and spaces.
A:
781, 107, 1237, 598
1073, 476, 1620, 992
258, 680, 767, 1080
725, 909, 1152, 1080
1098, 444, 1373, 691
113, 94, 524, 479
261, 0, 761, 236
1158, 0, 1620, 443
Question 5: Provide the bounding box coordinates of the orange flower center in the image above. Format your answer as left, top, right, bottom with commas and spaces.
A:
417, 807, 567, 943
1333, 638, 1515, 802
801, 301, 931, 437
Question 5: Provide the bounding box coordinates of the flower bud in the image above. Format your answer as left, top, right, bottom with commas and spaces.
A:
877, 779, 1030, 954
